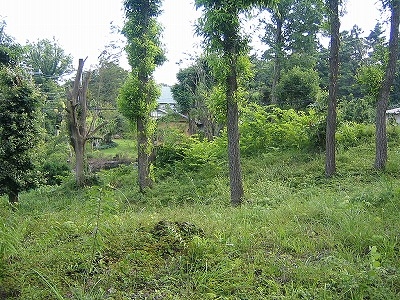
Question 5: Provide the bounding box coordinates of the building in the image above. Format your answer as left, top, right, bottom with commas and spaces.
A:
386, 107, 400, 124
151, 85, 177, 119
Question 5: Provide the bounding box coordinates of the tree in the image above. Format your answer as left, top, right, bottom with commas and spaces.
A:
276, 66, 321, 109
171, 57, 219, 139
261, 0, 325, 104
375, 0, 400, 169
118, 0, 165, 192
66, 59, 105, 186
24, 38, 73, 80
338, 26, 367, 98
325, 0, 340, 177
88, 56, 129, 141
0, 37, 41, 203
24, 38, 73, 135
195, 0, 276, 206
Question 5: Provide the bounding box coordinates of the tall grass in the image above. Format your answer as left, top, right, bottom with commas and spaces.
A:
1, 134, 400, 299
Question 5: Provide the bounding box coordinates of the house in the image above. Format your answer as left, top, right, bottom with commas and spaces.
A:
151, 85, 177, 119
386, 107, 400, 124
151, 85, 189, 138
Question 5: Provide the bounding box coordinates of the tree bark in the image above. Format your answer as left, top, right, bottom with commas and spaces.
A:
271, 17, 283, 105
227, 58, 244, 206
137, 117, 153, 192
66, 59, 91, 187
375, 0, 400, 170
8, 189, 18, 204
325, 0, 340, 177
74, 139, 86, 186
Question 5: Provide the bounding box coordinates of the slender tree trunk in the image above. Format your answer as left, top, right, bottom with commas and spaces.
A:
137, 116, 153, 192
325, 0, 340, 177
8, 189, 18, 204
375, 0, 400, 170
271, 17, 283, 105
226, 58, 244, 206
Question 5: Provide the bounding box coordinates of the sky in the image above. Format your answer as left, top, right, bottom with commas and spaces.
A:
0, 0, 389, 86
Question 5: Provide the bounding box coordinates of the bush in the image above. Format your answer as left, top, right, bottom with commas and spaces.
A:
276, 66, 321, 109
42, 153, 71, 185
240, 104, 323, 155
338, 96, 375, 123
336, 122, 375, 149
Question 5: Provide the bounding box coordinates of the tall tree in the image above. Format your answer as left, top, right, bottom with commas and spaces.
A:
195, 0, 276, 206
325, 0, 340, 177
89, 57, 129, 141
171, 57, 218, 138
0, 29, 41, 203
375, 0, 400, 169
338, 25, 367, 98
24, 38, 73, 135
24, 38, 73, 80
118, 0, 165, 192
66, 59, 106, 186
262, 0, 325, 104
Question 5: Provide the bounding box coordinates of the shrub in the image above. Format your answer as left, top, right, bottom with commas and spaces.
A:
336, 122, 375, 149
338, 96, 375, 123
240, 104, 322, 154
42, 153, 71, 185
276, 66, 321, 109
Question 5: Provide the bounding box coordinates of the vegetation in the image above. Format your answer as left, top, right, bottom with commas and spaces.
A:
2, 0, 400, 299
118, 0, 165, 192
1, 129, 400, 299
0, 56, 42, 203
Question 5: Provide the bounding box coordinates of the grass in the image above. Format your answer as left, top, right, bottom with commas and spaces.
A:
1, 140, 400, 299
88, 139, 137, 159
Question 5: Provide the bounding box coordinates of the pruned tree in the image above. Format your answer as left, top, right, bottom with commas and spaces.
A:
325, 0, 340, 177
66, 58, 105, 186
118, 0, 165, 192
375, 0, 400, 170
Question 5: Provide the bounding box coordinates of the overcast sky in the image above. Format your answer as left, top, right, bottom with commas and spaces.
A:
0, 0, 387, 85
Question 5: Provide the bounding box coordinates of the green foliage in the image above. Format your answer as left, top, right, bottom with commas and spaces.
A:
0, 66, 42, 200
42, 153, 71, 186
336, 122, 375, 149
117, 74, 160, 122
240, 104, 323, 154
276, 66, 321, 109
338, 95, 376, 123
2, 140, 400, 298
356, 64, 385, 99
24, 38, 73, 80
88, 61, 129, 139
122, 0, 165, 73
0, 20, 23, 67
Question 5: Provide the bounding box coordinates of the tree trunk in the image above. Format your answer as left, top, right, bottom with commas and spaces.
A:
74, 139, 86, 186
8, 189, 18, 204
271, 17, 283, 105
325, 0, 340, 177
227, 59, 244, 206
375, 0, 400, 170
137, 117, 153, 192
66, 59, 91, 187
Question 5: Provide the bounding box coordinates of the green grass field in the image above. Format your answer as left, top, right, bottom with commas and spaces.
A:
1, 140, 399, 299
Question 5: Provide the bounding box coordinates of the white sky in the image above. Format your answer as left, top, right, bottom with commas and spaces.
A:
0, 0, 388, 85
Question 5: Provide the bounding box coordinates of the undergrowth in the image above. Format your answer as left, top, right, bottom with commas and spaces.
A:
1, 132, 400, 299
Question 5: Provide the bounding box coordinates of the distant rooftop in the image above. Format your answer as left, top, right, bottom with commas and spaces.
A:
159, 85, 175, 104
